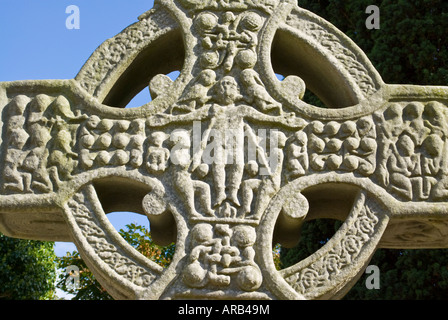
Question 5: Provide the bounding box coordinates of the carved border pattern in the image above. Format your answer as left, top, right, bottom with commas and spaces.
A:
65, 186, 162, 289
280, 192, 386, 299
75, 8, 177, 96
285, 9, 379, 98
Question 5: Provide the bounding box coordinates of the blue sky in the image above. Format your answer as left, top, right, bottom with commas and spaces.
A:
0, 1, 161, 257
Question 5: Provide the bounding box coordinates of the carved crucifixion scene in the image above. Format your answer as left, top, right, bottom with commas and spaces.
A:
1, 0, 448, 300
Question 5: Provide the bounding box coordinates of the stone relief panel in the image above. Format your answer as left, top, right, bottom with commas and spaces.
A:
1, 0, 448, 301
288, 117, 377, 178
182, 223, 262, 293
3, 95, 448, 207
374, 101, 448, 202
78, 117, 146, 171
1, 94, 87, 194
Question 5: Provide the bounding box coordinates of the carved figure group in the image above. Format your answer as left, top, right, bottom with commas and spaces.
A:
194, 10, 261, 73
78, 118, 145, 171
183, 223, 262, 292
375, 101, 448, 201
296, 117, 377, 177
2, 94, 85, 193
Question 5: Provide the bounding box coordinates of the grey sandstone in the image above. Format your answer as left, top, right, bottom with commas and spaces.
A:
1, 0, 448, 300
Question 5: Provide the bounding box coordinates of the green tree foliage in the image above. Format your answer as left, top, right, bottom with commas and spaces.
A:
280, 220, 342, 269
280, 0, 448, 299
57, 223, 175, 300
57, 250, 112, 300
0, 233, 57, 300
119, 223, 175, 267
347, 249, 448, 299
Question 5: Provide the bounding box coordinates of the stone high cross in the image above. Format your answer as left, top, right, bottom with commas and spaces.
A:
1, 0, 448, 300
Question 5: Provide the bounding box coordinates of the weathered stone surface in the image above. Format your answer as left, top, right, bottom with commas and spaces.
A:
1, 0, 448, 299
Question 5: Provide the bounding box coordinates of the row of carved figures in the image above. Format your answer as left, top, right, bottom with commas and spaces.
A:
2, 92, 286, 209
2, 93, 286, 220
3, 94, 448, 205
143, 128, 286, 220
283, 100, 448, 202
2, 94, 156, 194
78, 116, 146, 170
284, 116, 377, 180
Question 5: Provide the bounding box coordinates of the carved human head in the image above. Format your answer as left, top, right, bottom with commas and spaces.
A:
215, 76, 241, 105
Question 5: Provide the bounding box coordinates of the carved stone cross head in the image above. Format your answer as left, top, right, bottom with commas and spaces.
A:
1, 0, 448, 300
